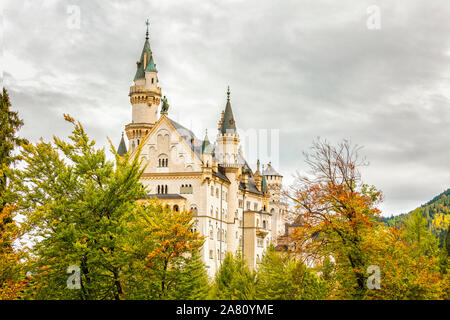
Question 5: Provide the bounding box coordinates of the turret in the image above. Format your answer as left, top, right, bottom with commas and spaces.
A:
125, 20, 162, 153
216, 87, 240, 168
262, 162, 283, 202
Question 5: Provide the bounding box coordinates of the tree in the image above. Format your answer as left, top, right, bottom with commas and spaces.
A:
0, 88, 28, 300
363, 225, 443, 300
0, 204, 28, 300
168, 249, 211, 300
210, 252, 256, 300
287, 139, 382, 299
255, 245, 328, 300
120, 200, 206, 299
403, 209, 439, 258
0, 88, 28, 211
14, 115, 146, 299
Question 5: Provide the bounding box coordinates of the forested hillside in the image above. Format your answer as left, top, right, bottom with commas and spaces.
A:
384, 189, 450, 247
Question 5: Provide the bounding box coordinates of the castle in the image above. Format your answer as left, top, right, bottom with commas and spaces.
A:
117, 22, 288, 277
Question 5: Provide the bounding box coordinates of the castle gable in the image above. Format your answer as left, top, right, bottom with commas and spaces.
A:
132, 116, 203, 174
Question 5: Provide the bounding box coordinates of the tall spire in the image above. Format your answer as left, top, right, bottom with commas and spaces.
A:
220, 86, 236, 134
134, 19, 157, 80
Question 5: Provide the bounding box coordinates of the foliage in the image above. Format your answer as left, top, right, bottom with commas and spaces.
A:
0, 88, 28, 300
210, 252, 256, 300
255, 245, 328, 300
385, 189, 450, 247
13, 115, 146, 299
121, 200, 207, 299
287, 139, 383, 299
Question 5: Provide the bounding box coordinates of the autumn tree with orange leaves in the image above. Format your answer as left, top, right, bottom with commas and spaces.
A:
287, 139, 447, 300
287, 139, 383, 299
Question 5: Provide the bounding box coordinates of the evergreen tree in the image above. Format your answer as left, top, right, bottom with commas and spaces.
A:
0, 88, 28, 299
0, 88, 27, 211
210, 252, 256, 300
403, 209, 439, 257
169, 249, 210, 300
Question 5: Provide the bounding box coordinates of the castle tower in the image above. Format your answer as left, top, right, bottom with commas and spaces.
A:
125, 20, 162, 153
216, 87, 240, 168
263, 162, 283, 201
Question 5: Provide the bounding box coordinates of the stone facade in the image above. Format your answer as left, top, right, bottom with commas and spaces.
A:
121, 25, 288, 277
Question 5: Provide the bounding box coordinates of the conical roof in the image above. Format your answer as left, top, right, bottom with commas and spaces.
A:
134, 24, 157, 80
117, 133, 127, 156
219, 87, 236, 134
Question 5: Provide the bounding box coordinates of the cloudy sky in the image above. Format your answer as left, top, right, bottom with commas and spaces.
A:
3, 0, 450, 216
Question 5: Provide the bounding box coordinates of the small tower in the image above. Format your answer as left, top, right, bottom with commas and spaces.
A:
201, 129, 213, 167
262, 162, 283, 202
216, 87, 240, 168
117, 132, 128, 156
125, 19, 162, 153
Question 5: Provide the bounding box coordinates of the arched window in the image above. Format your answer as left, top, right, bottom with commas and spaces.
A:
211, 186, 214, 196
158, 154, 168, 167
210, 206, 214, 217
190, 205, 198, 215
262, 220, 266, 229
173, 205, 179, 212
164, 185, 168, 194
157, 185, 160, 194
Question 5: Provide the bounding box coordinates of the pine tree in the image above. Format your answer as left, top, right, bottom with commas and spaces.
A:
169, 249, 210, 300
0, 88, 27, 211
210, 252, 256, 300
0, 88, 28, 299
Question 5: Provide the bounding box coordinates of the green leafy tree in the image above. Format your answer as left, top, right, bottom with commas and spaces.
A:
14, 115, 146, 299
255, 245, 328, 300
120, 200, 206, 300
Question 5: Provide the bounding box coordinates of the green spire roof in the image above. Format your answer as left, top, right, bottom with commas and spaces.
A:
117, 132, 127, 156
220, 86, 237, 134
202, 130, 213, 154
134, 21, 157, 80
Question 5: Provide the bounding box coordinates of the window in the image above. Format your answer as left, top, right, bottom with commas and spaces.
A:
173, 205, 179, 212
246, 201, 250, 210
216, 208, 219, 219
210, 206, 214, 217
180, 184, 193, 194
262, 220, 266, 229
253, 203, 258, 211
216, 188, 219, 198
157, 185, 168, 194
211, 186, 214, 196
238, 200, 243, 209
158, 154, 168, 167
209, 250, 213, 259
209, 227, 214, 239
190, 205, 198, 215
